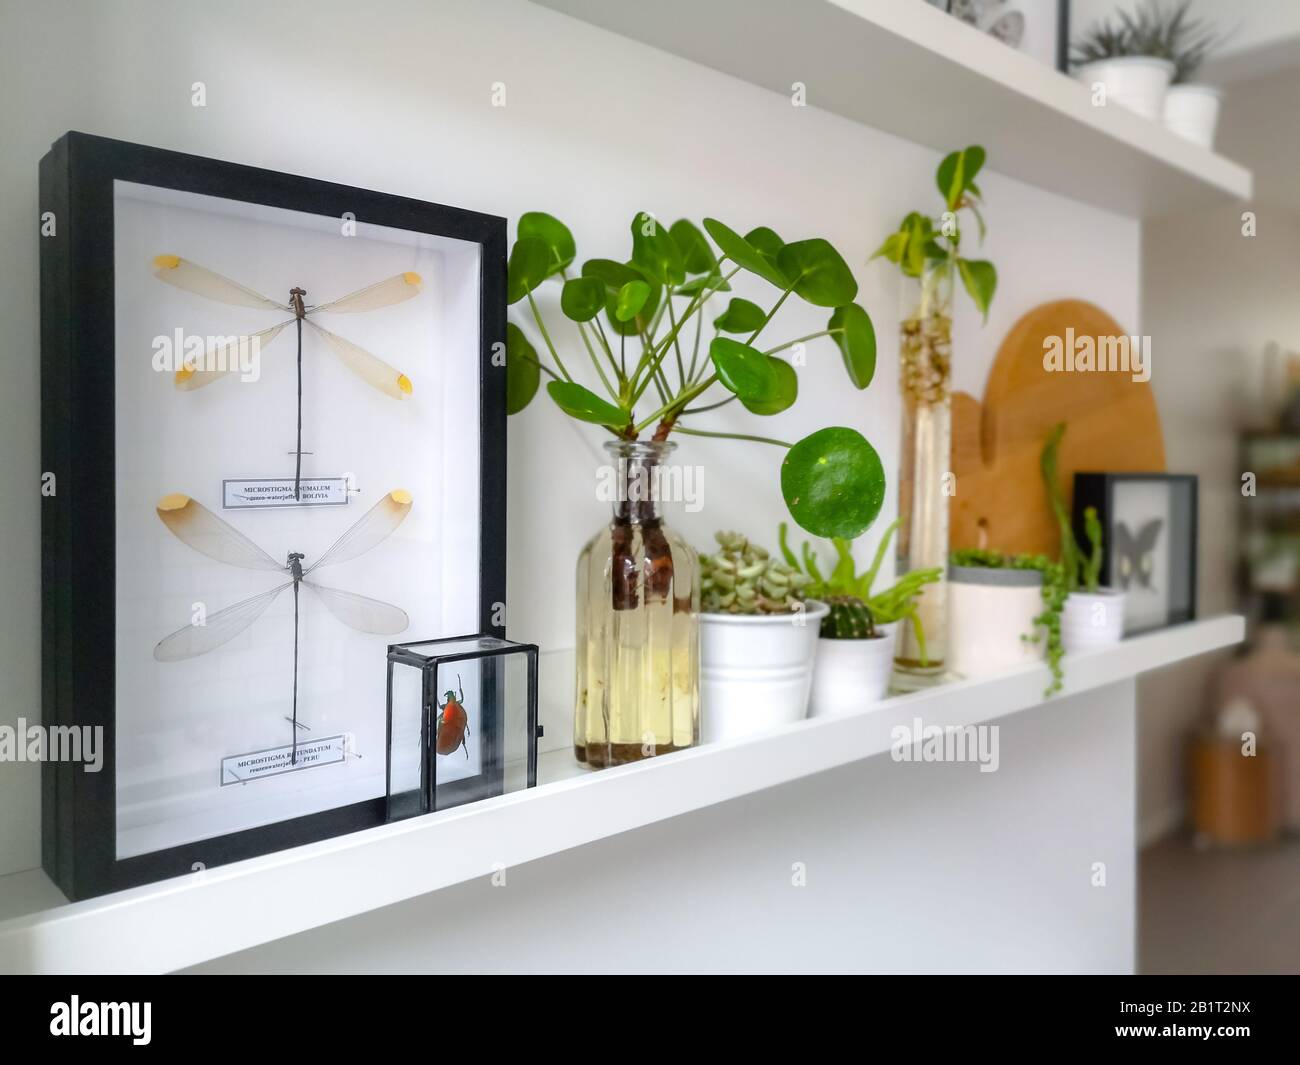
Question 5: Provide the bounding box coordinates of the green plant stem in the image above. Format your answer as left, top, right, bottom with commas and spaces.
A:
526, 291, 572, 382
633, 374, 717, 434
746, 287, 792, 347
665, 293, 688, 388
674, 424, 793, 448
765, 328, 838, 355
519, 351, 561, 382
628, 267, 738, 408
682, 395, 737, 416
686, 303, 704, 382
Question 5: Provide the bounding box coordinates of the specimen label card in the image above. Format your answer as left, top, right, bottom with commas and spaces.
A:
220, 734, 350, 786
222, 477, 350, 509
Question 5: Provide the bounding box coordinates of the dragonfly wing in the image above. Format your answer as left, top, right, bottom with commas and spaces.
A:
312, 272, 422, 314
305, 580, 409, 635
153, 256, 289, 311
174, 320, 290, 391
157, 494, 286, 571
154, 581, 292, 661
306, 319, 413, 399
305, 490, 412, 574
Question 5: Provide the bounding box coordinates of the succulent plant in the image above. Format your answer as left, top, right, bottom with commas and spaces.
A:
822, 595, 877, 640
700, 531, 811, 615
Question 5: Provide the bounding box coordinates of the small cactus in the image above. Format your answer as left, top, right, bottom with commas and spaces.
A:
700, 530, 811, 615
821, 595, 877, 639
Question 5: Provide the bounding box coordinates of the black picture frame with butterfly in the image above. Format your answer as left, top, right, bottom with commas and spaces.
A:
928, 0, 1071, 72
1073, 473, 1198, 636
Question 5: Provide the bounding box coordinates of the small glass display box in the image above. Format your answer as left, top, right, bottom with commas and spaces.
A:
386, 635, 539, 821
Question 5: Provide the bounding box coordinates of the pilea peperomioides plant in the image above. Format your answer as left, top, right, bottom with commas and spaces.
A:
505, 211, 885, 538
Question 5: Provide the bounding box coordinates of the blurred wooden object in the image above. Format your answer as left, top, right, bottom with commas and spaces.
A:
1189, 734, 1280, 846
951, 300, 1166, 554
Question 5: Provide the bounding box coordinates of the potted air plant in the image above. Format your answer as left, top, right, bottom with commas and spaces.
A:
781, 519, 942, 714
697, 531, 826, 743
1041, 423, 1126, 651
505, 211, 884, 769
1071, 1, 1178, 121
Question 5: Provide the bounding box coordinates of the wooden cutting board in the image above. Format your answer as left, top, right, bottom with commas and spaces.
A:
951, 299, 1166, 556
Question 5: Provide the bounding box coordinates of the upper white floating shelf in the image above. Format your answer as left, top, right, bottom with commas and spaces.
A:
533, 0, 1252, 217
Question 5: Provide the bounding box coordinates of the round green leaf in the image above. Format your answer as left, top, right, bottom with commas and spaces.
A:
828, 303, 876, 389
741, 357, 797, 415
505, 322, 540, 415
710, 336, 778, 402
744, 226, 785, 274
582, 258, 640, 289
507, 237, 551, 305
776, 238, 859, 307
614, 280, 651, 322
781, 427, 885, 539
669, 219, 716, 275
713, 297, 767, 335
518, 211, 575, 276
546, 380, 627, 427
702, 218, 788, 289
630, 212, 685, 287
560, 276, 605, 322
605, 275, 661, 336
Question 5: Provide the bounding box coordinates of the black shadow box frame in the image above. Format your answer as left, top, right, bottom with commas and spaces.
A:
40, 131, 507, 901
1072, 472, 1198, 634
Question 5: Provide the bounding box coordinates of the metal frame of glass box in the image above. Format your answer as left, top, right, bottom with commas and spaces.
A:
385, 635, 539, 822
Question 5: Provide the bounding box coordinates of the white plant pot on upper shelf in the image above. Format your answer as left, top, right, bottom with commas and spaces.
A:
1061, 588, 1126, 652
1164, 84, 1222, 148
947, 565, 1046, 681
809, 621, 898, 718
700, 600, 828, 744
1075, 56, 1175, 121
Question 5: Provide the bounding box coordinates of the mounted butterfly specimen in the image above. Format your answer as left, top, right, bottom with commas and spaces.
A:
154, 489, 413, 760
152, 255, 420, 499
1114, 518, 1163, 591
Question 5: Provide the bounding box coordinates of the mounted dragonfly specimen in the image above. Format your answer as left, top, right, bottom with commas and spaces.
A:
152, 255, 420, 500
154, 489, 413, 761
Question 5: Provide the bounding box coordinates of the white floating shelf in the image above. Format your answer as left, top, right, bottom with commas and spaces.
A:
532, 0, 1252, 216
0, 615, 1242, 973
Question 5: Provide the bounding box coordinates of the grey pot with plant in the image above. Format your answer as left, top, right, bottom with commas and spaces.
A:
697, 531, 827, 743
780, 519, 942, 712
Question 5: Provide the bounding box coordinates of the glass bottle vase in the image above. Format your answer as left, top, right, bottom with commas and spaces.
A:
894, 257, 954, 684
574, 441, 700, 768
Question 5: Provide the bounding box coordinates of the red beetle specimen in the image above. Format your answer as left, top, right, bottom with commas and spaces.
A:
435, 674, 470, 758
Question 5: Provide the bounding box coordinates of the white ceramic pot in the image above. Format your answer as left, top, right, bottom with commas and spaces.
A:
947, 565, 1046, 680
809, 622, 898, 718
1075, 56, 1175, 120
700, 599, 829, 743
1061, 588, 1126, 652
1163, 83, 1222, 148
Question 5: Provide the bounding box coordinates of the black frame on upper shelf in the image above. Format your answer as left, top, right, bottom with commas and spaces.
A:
40, 131, 508, 902
1072, 472, 1198, 634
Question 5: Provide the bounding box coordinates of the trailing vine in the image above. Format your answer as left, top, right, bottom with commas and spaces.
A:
950, 548, 1068, 695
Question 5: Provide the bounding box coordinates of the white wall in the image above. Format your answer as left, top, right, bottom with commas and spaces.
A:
0, 0, 1139, 880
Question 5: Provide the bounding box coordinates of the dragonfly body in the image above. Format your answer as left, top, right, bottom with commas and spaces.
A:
153, 257, 420, 498
154, 491, 413, 760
